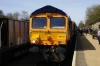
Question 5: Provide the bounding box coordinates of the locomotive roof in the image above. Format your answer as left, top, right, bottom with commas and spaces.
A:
30, 5, 67, 17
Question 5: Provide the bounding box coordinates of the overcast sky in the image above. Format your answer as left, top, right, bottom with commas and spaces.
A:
0, 0, 100, 25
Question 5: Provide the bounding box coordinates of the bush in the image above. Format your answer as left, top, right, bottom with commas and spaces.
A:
92, 30, 97, 34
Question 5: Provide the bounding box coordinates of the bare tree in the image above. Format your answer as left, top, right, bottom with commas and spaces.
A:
13, 11, 20, 20
78, 20, 85, 28
20, 11, 29, 20
6, 13, 13, 19
0, 10, 5, 18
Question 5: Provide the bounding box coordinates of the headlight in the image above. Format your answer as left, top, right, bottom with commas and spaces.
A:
32, 40, 35, 43
32, 40, 39, 44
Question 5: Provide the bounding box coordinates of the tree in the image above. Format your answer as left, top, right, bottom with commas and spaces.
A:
0, 10, 5, 18
78, 20, 85, 28
85, 4, 100, 26
6, 13, 13, 19
13, 12, 20, 20
20, 11, 29, 20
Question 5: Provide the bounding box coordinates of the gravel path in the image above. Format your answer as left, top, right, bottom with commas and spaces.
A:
81, 34, 100, 66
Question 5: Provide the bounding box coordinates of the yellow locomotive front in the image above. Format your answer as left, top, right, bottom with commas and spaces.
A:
29, 5, 71, 62
30, 13, 70, 46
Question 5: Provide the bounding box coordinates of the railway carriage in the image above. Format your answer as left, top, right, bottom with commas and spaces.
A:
0, 18, 29, 65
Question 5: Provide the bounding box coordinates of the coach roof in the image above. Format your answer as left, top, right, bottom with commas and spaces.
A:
30, 5, 67, 17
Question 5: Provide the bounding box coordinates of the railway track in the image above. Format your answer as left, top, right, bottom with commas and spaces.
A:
1, 35, 76, 66
1, 47, 74, 66
1, 45, 74, 66
33, 62, 61, 66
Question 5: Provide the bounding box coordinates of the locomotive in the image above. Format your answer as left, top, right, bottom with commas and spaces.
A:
29, 5, 78, 62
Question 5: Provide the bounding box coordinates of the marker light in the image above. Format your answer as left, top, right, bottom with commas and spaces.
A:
47, 13, 51, 17
32, 40, 39, 44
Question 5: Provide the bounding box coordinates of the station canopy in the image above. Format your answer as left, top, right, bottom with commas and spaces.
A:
30, 5, 67, 17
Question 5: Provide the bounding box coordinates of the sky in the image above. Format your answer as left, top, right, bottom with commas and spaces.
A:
0, 0, 100, 25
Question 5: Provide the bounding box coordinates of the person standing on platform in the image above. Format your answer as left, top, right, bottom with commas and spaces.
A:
85, 28, 88, 35
90, 28, 93, 35
97, 28, 100, 44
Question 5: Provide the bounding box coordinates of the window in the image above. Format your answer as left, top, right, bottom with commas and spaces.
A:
50, 17, 65, 29
32, 17, 47, 28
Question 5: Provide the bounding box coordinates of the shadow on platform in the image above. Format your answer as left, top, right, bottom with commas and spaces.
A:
76, 33, 96, 51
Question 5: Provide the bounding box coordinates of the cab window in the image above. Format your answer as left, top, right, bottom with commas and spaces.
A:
32, 17, 47, 28
50, 17, 65, 29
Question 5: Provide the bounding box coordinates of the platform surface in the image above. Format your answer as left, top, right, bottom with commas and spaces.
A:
72, 33, 100, 66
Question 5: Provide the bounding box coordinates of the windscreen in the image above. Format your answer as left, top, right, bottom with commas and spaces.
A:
32, 17, 47, 28
50, 17, 65, 29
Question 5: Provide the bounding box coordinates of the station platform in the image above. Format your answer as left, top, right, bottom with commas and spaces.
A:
72, 33, 100, 66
